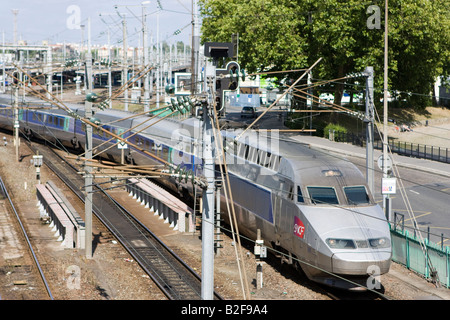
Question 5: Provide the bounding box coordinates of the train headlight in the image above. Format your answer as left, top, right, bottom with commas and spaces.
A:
369, 237, 390, 249
326, 238, 356, 249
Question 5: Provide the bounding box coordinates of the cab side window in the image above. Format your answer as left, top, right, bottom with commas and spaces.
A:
297, 186, 304, 203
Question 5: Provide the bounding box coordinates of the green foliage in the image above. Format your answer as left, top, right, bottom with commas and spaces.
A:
199, 0, 309, 73
199, 0, 450, 110
323, 123, 347, 139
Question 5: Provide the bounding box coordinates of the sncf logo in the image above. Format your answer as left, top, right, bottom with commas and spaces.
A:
293, 216, 305, 238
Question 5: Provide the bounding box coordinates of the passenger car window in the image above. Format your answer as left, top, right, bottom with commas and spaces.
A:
343, 186, 370, 205
307, 186, 339, 205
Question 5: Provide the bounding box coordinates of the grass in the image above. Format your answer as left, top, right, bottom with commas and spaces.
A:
389, 106, 450, 125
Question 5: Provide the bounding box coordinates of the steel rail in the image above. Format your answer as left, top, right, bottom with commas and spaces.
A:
0, 176, 54, 300
29, 142, 222, 300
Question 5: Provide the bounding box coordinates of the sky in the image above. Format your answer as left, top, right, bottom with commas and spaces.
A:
0, 0, 195, 47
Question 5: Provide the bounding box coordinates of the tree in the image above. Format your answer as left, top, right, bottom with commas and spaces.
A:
200, 0, 309, 71
387, 0, 450, 108
199, 0, 450, 109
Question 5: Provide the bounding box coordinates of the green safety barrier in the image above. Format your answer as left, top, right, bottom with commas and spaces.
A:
390, 227, 450, 288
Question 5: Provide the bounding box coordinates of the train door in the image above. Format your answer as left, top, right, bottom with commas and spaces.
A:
71, 116, 81, 148
24, 109, 32, 136
272, 194, 282, 246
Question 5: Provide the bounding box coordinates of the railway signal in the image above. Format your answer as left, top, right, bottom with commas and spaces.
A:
215, 61, 242, 116
32, 151, 43, 184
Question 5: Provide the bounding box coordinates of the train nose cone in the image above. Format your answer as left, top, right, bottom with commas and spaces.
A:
331, 251, 392, 275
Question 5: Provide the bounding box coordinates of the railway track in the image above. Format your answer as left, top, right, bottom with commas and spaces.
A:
28, 141, 222, 300
320, 285, 390, 300
0, 175, 54, 300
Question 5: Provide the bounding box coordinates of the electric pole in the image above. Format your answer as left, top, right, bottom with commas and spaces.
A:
85, 18, 93, 259
12, 9, 18, 46
200, 42, 235, 300
46, 45, 52, 100
142, 2, 150, 112
156, 8, 160, 109
383, 0, 390, 222
365, 66, 374, 194
191, 0, 200, 96
2, 31, 5, 93
14, 69, 19, 162
122, 18, 128, 111
201, 61, 216, 300
107, 29, 112, 109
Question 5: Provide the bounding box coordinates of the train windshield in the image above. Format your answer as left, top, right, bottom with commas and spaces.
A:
307, 187, 339, 205
344, 186, 370, 205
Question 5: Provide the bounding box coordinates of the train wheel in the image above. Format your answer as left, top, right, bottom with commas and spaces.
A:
125, 153, 135, 165
24, 127, 33, 137
292, 255, 308, 278
293, 257, 302, 272
71, 137, 80, 149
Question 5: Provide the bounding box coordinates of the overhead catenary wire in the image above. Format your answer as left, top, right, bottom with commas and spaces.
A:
7, 62, 448, 235
205, 60, 391, 296
2, 115, 397, 297
78, 107, 172, 159
234, 57, 323, 142
309, 76, 450, 105
370, 98, 441, 285
9, 63, 208, 187
7, 56, 446, 292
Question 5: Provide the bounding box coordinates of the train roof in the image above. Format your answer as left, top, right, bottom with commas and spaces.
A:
286, 143, 365, 186
1, 95, 366, 186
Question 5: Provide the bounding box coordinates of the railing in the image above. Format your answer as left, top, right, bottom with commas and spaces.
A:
390, 224, 450, 288
328, 130, 365, 147
377, 137, 450, 163
329, 130, 450, 164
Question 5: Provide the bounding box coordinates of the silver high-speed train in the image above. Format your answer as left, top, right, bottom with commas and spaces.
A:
0, 96, 391, 290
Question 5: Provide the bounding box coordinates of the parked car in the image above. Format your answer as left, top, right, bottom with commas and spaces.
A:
240, 106, 256, 118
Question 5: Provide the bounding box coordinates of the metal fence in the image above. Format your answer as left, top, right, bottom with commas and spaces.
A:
390, 226, 450, 288
329, 130, 450, 164
376, 137, 450, 164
